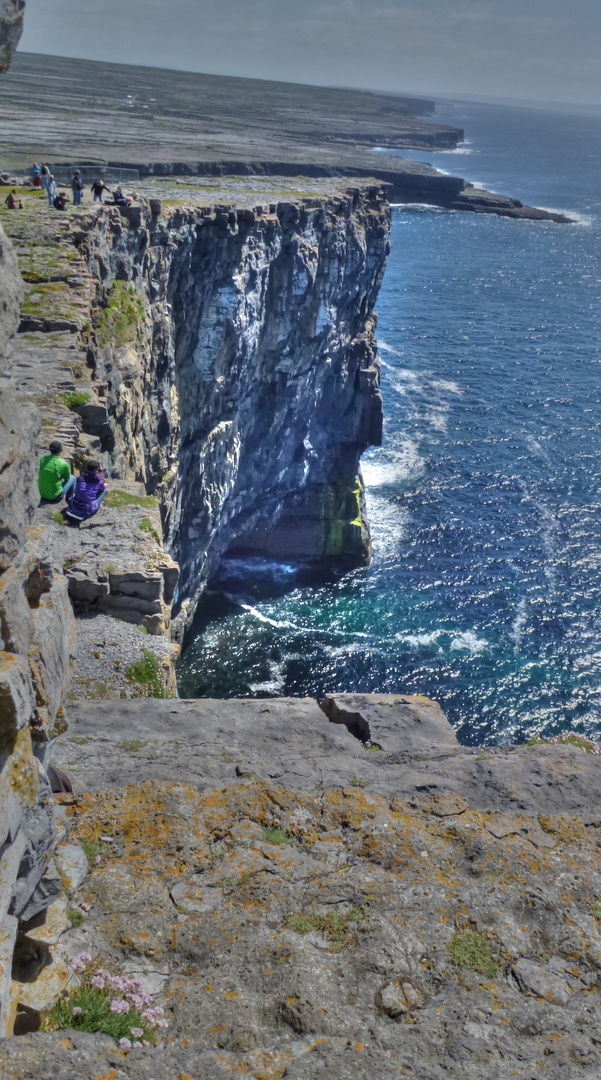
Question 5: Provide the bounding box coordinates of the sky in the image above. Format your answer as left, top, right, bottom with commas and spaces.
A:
19, 0, 601, 106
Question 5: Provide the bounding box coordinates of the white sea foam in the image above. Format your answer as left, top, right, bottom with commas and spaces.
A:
511, 598, 528, 648
377, 338, 403, 357
240, 604, 297, 630
449, 630, 488, 654
249, 662, 285, 694
395, 628, 488, 655
524, 434, 548, 459
431, 378, 463, 396
396, 629, 445, 648
424, 404, 450, 433
537, 207, 593, 227
388, 368, 424, 396
362, 437, 425, 488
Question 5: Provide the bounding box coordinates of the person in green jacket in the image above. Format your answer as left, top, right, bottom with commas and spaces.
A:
38, 440, 77, 503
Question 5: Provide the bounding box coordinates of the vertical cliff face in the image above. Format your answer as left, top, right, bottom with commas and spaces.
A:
0, 0, 24, 73
86, 186, 390, 621
0, 228, 75, 1036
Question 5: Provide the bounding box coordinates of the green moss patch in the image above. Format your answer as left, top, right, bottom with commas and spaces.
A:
286, 908, 363, 951
448, 929, 498, 977
139, 516, 161, 545
104, 489, 158, 510
96, 281, 145, 347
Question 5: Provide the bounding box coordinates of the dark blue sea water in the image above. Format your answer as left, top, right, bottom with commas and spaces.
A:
178, 101, 601, 745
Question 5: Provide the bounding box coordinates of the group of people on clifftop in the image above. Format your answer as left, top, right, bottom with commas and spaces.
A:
22, 162, 133, 211
38, 440, 108, 524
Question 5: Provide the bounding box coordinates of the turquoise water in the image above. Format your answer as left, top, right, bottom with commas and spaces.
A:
178, 101, 601, 745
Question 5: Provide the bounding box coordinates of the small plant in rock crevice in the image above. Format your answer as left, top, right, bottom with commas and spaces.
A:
448, 929, 498, 978
139, 516, 161, 545
125, 649, 166, 699
61, 390, 90, 409
262, 827, 290, 845
81, 840, 107, 866
96, 281, 145, 348
42, 953, 167, 1047
286, 909, 363, 951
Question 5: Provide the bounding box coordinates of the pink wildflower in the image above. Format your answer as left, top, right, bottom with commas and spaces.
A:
130, 1027, 144, 1038
110, 998, 130, 1014
71, 958, 86, 974
127, 994, 144, 1010
79, 903, 91, 912
72, 1007, 82, 1017
94, 854, 102, 864
133, 1041, 143, 1048
91, 975, 106, 990
154, 1018, 169, 1029
119, 1038, 132, 1049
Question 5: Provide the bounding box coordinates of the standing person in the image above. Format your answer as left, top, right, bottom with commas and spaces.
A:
31, 162, 42, 187
65, 459, 108, 523
40, 163, 50, 194
71, 169, 84, 206
38, 440, 76, 503
91, 179, 111, 204
46, 174, 57, 207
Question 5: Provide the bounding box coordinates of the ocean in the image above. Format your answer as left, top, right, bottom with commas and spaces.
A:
178, 100, 601, 746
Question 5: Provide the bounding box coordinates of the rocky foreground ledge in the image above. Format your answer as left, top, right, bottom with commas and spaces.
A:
3, 694, 601, 1079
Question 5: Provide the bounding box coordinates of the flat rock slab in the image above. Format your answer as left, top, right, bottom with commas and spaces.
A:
5, 777, 601, 1079
52, 696, 601, 818
321, 692, 458, 752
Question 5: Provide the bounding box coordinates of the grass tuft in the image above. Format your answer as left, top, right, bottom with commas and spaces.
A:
125, 650, 165, 699
448, 929, 498, 978
285, 908, 363, 950
61, 390, 90, 409
81, 840, 105, 866
139, 516, 161, 545
67, 908, 84, 929
262, 827, 290, 846
104, 489, 158, 510
96, 281, 145, 348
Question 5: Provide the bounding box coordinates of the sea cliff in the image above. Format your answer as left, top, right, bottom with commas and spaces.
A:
1, 24, 600, 1079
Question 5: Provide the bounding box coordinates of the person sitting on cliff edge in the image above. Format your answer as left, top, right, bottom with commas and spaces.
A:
65, 459, 108, 524
38, 440, 77, 503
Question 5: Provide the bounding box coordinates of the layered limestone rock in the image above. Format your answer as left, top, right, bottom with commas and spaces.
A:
0, 226, 76, 1035
3, 696, 601, 1077
76, 184, 389, 621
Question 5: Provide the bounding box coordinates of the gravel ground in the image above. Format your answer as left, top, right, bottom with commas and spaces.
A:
68, 612, 177, 701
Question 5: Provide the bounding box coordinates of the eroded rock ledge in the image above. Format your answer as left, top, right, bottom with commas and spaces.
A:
2, 694, 601, 1078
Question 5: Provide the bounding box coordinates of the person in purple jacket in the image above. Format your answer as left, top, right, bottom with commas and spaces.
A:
65, 459, 108, 523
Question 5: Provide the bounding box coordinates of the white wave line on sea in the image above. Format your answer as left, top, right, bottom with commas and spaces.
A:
537, 207, 594, 227
395, 627, 488, 655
